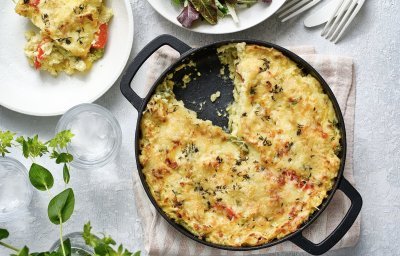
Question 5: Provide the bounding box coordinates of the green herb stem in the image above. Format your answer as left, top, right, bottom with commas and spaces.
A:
59, 217, 66, 256
45, 185, 53, 198
0, 241, 20, 252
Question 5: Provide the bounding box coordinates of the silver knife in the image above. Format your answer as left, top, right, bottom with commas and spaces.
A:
304, 0, 343, 27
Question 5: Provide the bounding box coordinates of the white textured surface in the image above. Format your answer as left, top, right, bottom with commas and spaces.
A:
0, 0, 399, 255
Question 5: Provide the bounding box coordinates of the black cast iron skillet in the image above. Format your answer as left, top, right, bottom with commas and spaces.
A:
120, 34, 362, 255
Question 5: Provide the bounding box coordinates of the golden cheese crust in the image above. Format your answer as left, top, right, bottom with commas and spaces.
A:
139, 44, 341, 247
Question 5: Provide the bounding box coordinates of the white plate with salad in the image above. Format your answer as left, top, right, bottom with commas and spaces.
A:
0, 0, 133, 116
147, 0, 285, 34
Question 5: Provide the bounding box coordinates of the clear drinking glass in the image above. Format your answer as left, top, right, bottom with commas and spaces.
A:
55, 103, 122, 169
0, 157, 33, 222
50, 232, 95, 256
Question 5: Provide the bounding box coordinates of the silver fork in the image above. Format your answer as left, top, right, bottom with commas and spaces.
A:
277, 0, 322, 22
321, 0, 365, 43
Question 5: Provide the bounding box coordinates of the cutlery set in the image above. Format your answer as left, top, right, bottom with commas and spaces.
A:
278, 0, 365, 43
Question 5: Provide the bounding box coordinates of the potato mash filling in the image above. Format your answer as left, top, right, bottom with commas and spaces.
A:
15, 0, 113, 75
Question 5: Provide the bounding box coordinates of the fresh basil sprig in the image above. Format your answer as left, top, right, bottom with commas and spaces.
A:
0, 130, 140, 256
83, 223, 140, 256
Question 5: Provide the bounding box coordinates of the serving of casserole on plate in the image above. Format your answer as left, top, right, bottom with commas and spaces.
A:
0, 0, 133, 116
138, 43, 341, 246
15, 0, 113, 75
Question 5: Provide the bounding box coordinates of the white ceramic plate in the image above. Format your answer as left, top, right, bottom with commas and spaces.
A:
0, 0, 134, 116
147, 0, 285, 34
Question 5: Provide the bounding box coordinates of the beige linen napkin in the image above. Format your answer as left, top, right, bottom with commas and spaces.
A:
133, 45, 360, 256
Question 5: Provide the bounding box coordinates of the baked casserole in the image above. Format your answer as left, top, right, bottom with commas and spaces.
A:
139, 43, 341, 246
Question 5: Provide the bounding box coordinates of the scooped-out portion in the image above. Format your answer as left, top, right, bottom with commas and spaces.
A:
139, 44, 341, 247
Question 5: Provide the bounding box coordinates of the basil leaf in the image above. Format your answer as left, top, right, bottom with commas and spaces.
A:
50, 150, 60, 159
133, 251, 141, 256
94, 243, 113, 255
57, 238, 71, 256
29, 163, 54, 191
189, 0, 218, 24
63, 164, 70, 184
56, 153, 73, 164
15, 246, 29, 256
31, 252, 60, 256
117, 244, 123, 254
48, 188, 75, 224
22, 140, 29, 158
0, 228, 9, 240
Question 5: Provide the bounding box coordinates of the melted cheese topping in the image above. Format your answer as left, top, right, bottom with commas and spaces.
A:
15, 0, 112, 75
140, 44, 341, 247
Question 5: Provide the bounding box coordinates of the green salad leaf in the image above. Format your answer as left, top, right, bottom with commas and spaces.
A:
189, 0, 218, 24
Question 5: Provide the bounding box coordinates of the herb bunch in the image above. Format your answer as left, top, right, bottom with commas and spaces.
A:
0, 130, 140, 256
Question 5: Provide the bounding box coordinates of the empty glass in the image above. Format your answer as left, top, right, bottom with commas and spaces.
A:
0, 157, 33, 222
55, 103, 122, 169
50, 232, 95, 256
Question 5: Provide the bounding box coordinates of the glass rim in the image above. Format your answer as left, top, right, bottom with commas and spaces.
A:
49, 231, 98, 254
0, 156, 33, 222
55, 103, 122, 170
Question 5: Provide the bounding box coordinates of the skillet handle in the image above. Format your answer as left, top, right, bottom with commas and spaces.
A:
290, 178, 362, 255
120, 34, 192, 110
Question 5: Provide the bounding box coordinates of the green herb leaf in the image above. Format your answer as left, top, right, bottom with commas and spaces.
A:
22, 140, 29, 158
48, 131, 74, 150
57, 238, 71, 256
82, 222, 140, 256
14, 246, 29, 256
48, 188, 75, 225
63, 164, 70, 184
16, 135, 48, 159
32, 251, 62, 256
0, 130, 15, 157
56, 153, 73, 164
118, 244, 123, 254
171, 0, 185, 5
83, 222, 96, 247
50, 150, 60, 159
29, 163, 54, 191
94, 243, 113, 255
0, 228, 9, 240
189, 0, 218, 24
31, 253, 51, 256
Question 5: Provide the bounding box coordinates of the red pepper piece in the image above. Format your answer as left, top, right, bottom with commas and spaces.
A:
92, 23, 108, 49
